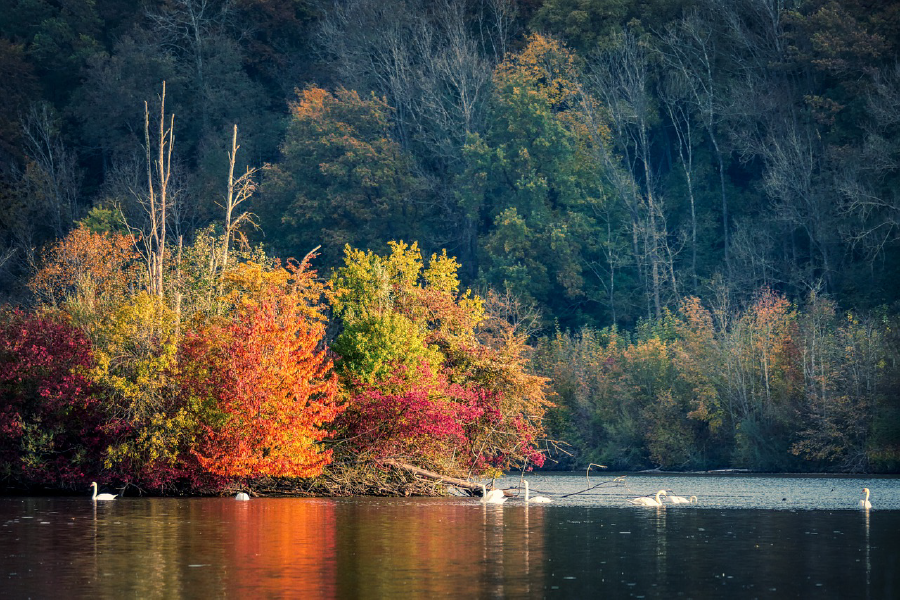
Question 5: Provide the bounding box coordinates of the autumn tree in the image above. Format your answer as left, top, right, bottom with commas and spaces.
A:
329, 241, 549, 479
534, 327, 627, 468
791, 294, 888, 471
182, 258, 342, 479
29, 224, 140, 320
260, 87, 426, 269
535, 305, 724, 471
534, 288, 893, 472
0, 310, 114, 488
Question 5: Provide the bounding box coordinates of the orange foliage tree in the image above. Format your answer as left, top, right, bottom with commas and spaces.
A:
180, 257, 342, 479
29, 224, 139, 311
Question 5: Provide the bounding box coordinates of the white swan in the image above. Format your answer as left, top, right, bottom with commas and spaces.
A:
90, 482, 117, 501
860, 487, 872, 510
524, 480, 551, 503
235, 492, 250, 501
630, 489, 667, 507
480, 484, 507, 504
668, 493, 697, 505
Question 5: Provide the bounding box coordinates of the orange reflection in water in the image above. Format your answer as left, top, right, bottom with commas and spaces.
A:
3, 497, 548, 599
220, 498, 547, 597
226, 499, 338, 598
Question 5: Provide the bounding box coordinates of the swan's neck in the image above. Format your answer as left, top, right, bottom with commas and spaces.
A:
91, 483, 97, 500
525, 481, 530, 501
865, 489, 870, 501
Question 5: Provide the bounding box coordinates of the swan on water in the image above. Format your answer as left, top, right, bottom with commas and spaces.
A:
480, 484, 507, 504
90, 482, 117, 501
667, 493, 697, 505
860, 487, 872, 510
235, 492, 250, 501
524, 480, 551, 503
630, 489, 667, 507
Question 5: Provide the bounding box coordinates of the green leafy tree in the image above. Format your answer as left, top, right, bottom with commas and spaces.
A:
328, 241, 549, 480
2, 0, 103, 105
260, 87, 426, 269
530, 0, 630, 53
459, 34, 609, 327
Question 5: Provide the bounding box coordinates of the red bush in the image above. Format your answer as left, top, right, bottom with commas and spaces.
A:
0, 311, 114, 488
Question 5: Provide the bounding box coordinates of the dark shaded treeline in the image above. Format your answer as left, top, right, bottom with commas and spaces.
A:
2, 0, 900, 477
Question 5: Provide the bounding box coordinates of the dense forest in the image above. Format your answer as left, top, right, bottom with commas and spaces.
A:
2, 0, 900, 494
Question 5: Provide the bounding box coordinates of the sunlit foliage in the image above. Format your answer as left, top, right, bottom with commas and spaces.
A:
29, 225, 140, 315
182, 257, 341, 479
330, 241, 549, 476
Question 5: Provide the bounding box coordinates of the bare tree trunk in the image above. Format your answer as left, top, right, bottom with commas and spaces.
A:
158, 102, 173, 298
140, 81, 175, 299
658, 11, 731, 278
606, 217, 618, 324
21, 103, 81, 237
645, 168, 662, 318
223, 124, 237, 271
586, 29, 666, 318
660, 79, 699, 292
222, 123, 258, 271
143, 99, 159, 293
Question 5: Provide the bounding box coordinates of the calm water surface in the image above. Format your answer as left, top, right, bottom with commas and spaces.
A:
3, 474, 899, 599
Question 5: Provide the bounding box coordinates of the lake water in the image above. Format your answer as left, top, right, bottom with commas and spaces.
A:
3, 474, 899, 598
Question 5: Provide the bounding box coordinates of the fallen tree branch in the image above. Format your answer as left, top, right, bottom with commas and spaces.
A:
381, 459, 508, 496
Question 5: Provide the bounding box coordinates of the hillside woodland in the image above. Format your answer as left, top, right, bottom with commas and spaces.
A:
2, 0, 899, 493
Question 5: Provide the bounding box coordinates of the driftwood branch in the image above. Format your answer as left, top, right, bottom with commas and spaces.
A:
382, 459, 510, 496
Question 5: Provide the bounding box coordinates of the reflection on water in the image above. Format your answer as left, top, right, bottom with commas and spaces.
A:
230, 499, 337, 597
542, 507, 900, 598
865, 506, 872, 600
2, 475, 899, 599
330, 501, 546, 598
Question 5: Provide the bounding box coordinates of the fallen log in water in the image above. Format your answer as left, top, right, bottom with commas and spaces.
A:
382, 459, 511, 496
